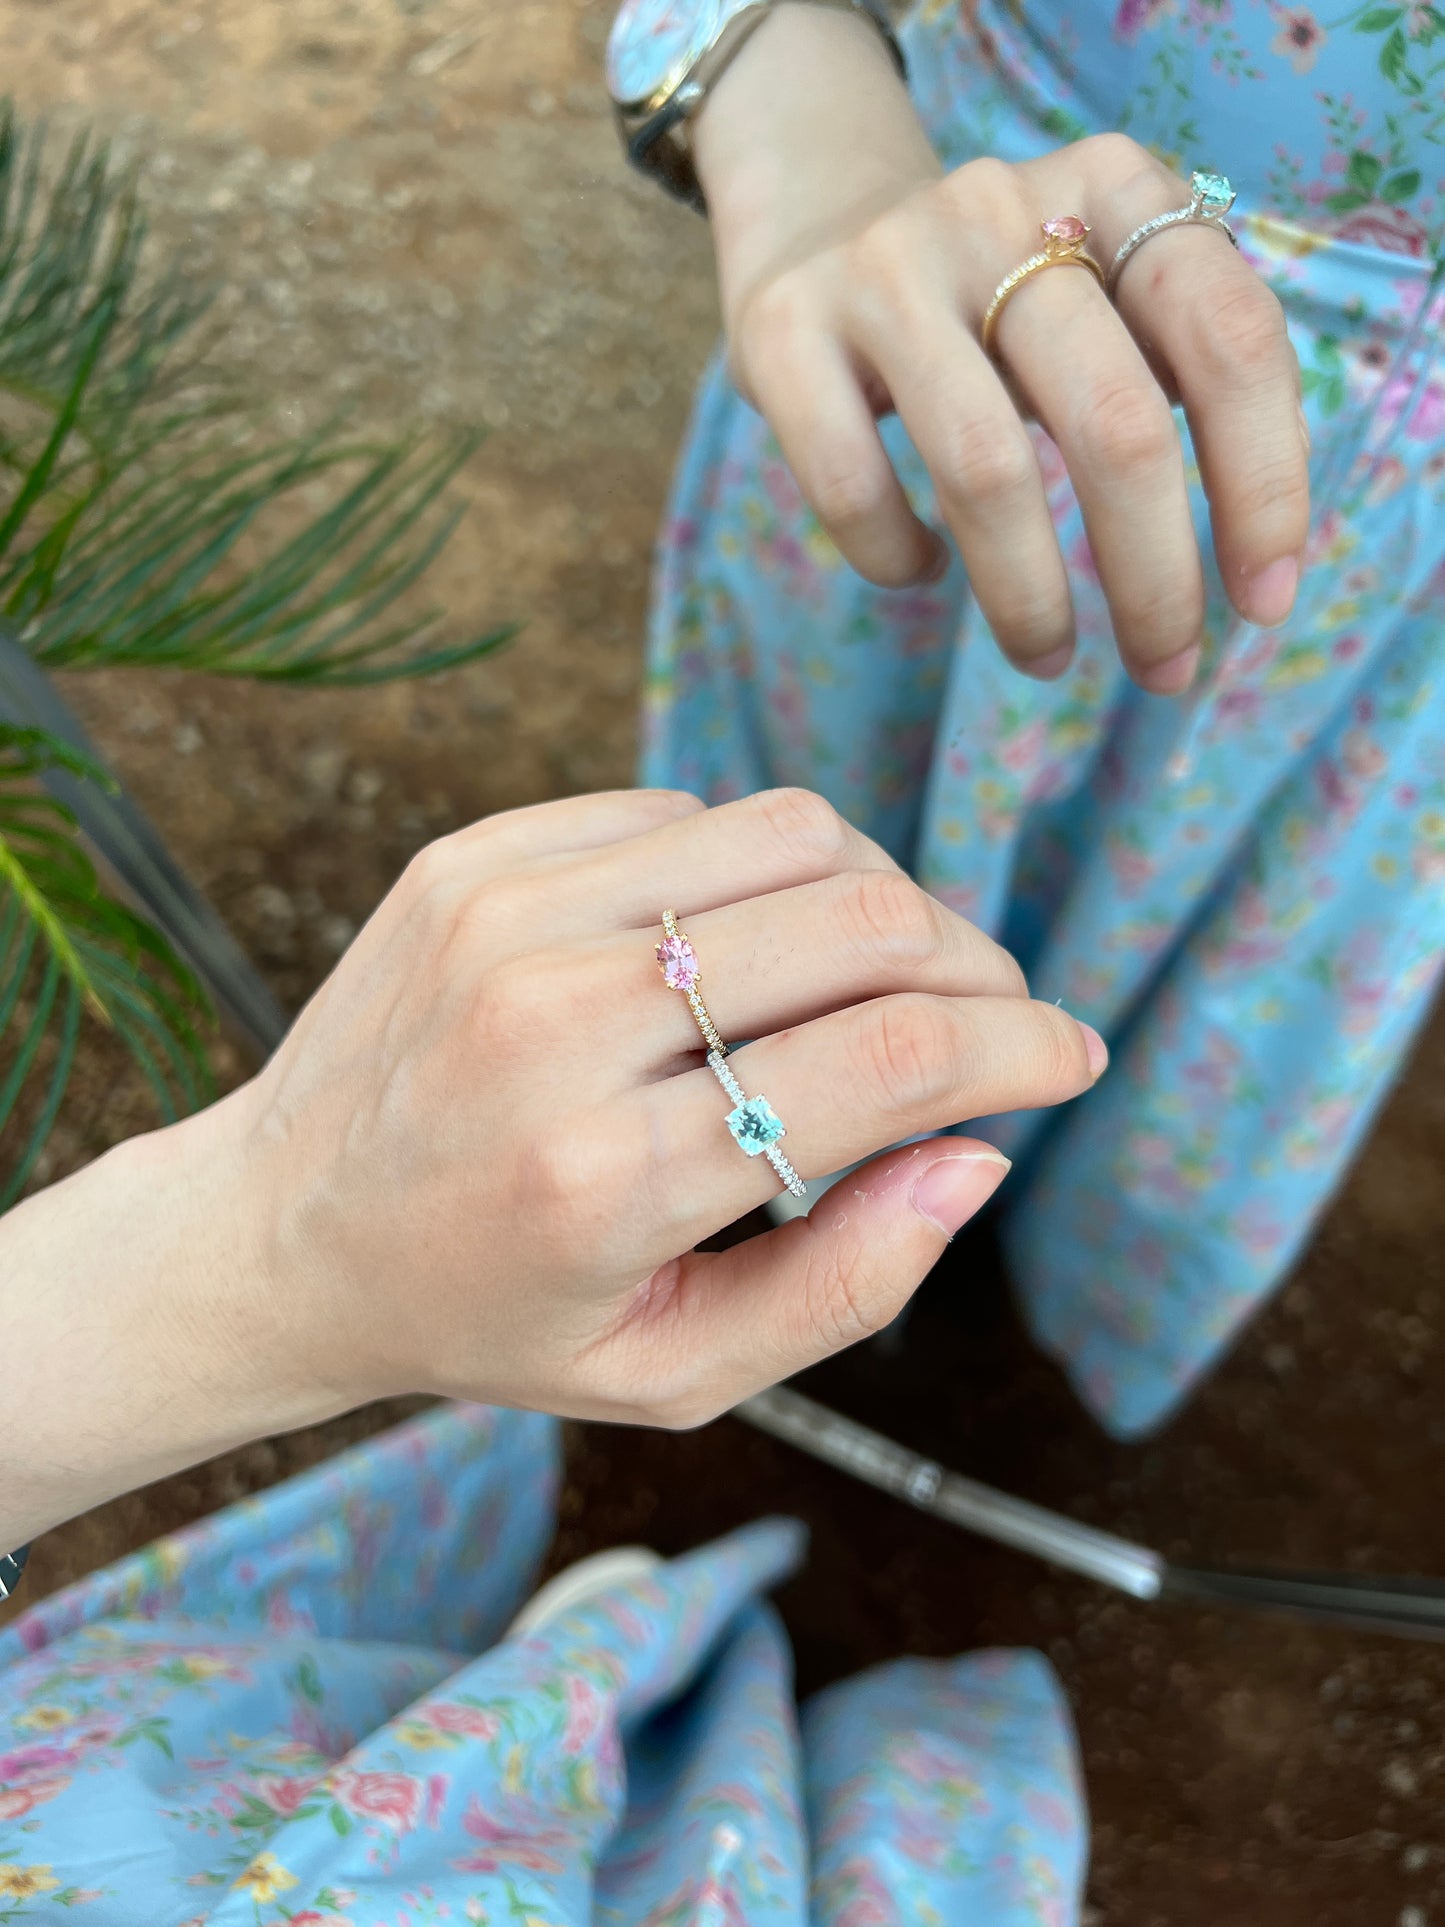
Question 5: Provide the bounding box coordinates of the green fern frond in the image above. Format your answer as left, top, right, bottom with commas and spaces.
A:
0, 101, 512, 683
0, 724, 213, 1207
0, 101, 513, 1197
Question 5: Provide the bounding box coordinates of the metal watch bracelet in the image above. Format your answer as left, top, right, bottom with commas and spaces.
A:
617, 0, 906, 214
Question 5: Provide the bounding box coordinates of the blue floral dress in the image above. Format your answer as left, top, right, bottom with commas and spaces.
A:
0, 1405, 1086, 1923
642, 0, 1445, 1438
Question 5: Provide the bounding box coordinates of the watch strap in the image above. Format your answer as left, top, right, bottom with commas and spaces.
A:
618, 0, 906, 212
0, 1544, 30, 1602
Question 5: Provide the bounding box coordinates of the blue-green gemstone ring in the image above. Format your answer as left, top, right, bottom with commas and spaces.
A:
707, 1050, 806, 1200
1105, 168, 1239, 298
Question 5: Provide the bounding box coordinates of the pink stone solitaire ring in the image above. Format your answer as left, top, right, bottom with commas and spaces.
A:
657, 909, 727, 1056
656, 911, 807, 1201
980, 215, 1106, 358
1105, 169, 1239, 298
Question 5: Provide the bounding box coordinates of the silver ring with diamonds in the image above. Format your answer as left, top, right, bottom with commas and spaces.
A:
656, 909, 727, 1057
706, 1050, 807, 1200
1106, 169, 1239, 299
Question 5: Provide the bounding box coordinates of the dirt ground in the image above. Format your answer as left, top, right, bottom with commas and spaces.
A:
3, 3, 1444, 1922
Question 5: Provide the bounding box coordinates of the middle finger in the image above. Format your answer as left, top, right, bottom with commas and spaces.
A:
984, 251, 1206, 692
609, 868, 1030, 1074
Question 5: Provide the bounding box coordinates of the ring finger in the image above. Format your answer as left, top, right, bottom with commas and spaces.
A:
635, 989, 1104, 1250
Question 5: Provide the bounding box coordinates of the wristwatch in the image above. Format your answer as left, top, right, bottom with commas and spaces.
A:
606, 0, 905, 211
0, 1545, 29, 1602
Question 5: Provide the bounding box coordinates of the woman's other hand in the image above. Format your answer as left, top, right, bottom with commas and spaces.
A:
693, 5, 1311, 694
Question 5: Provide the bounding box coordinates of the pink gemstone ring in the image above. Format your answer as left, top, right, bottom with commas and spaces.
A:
980, 215, 1106, 357
657, 909, 727, 1057
656, 910, 807, 1201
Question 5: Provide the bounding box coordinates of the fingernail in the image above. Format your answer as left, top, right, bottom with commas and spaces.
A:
920, 537, 951, 585
1243, 555, 1299, 629
1076, 1021, 1110, 1079
1297, 402, 1312, 455
1138, 644, 1199, 696
911, 1149, 1012, 1240
1030, 644, 1075, 681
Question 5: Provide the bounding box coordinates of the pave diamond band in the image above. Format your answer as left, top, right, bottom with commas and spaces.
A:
1106, 169, 1239, 297
981, 215, 1106, 357
657, 909, 727, 1056
656, 910, 806, 1200
707, 1050, 807, 1200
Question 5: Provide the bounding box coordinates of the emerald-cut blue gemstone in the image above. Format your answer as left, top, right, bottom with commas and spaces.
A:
726, 1095, 786, 1156
1192, 169, 1234, 213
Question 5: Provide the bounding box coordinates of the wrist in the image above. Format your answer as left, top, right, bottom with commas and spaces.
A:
0, 1087, 348, 1545
695, 3, 938, 300
122, 1088, 345, 1428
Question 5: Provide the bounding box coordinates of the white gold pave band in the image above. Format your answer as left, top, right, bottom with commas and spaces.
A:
1106, 169, 1239, 297
706, 1050, 807, 1201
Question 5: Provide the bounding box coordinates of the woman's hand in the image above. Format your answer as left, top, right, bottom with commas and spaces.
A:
246, 787, 1103, 1425
693, 5, 1312, 694
2, 788, 1104, 1543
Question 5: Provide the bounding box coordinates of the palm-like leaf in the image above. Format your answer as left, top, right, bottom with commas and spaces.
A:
0, 104, 513, 1197
0, 724, 212, 1205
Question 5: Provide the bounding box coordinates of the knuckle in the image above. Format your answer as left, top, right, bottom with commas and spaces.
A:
860, 994, 952, 1121
842, 868, 943, 972
647, 1385, 720, 1430
948, 155, 1023, 218
1037, 1007, 1090, 1087
1235, 453, 1311, 531
521, 1116, 628, 1248
641, 787, 705, 823
1074, 380, 1178, 477
936, 415, 1038, 504
470, 951, 555, 1060
809, 453, 893, 535
1120, 576, 1206, 657
1203, 282, 1290, 376
1077, 130, 1154, 189
797, 1242, 891, 1353
752, 786, 854, 871
400, 832, 462, 902
989, 586, 1074, 661
738, 270, 814, 352
846, 214, 914, 290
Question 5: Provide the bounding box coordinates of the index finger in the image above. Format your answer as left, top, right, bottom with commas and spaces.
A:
549, 786, 906, 930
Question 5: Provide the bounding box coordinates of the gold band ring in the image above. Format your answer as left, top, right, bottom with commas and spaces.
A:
981, 215, 1106, 357
656, 909, 727, 1056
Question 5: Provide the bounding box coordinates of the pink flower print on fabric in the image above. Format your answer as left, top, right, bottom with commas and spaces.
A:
1269, 4, 1326, 71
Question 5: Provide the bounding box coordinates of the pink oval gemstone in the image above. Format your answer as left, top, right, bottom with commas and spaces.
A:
657, 933, 699, 990
1042, 214, 1087, 243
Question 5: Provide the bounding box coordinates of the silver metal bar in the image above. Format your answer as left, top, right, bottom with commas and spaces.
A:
737, 1383, 1165, 1601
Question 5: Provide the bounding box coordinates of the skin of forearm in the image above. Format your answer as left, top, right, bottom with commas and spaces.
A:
0, 1090, 345, 1548
693, 2, 942, 319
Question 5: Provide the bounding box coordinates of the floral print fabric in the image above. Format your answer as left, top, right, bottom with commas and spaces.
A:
0, 1404, 1088, 1924
642, 0, 1445, 1437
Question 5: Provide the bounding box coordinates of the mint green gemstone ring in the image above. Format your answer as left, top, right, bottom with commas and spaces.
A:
1105, 168, 1239, 299
656, 909, 807, 1201
707, 1049, 807, 1200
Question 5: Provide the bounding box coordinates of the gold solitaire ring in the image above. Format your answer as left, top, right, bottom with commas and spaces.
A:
981, 215, 1106, 357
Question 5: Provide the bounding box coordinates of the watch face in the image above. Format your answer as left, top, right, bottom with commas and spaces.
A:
607, 0, 724, 108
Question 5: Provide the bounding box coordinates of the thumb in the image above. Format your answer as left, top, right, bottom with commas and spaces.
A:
651, 1139, 1012, 1422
